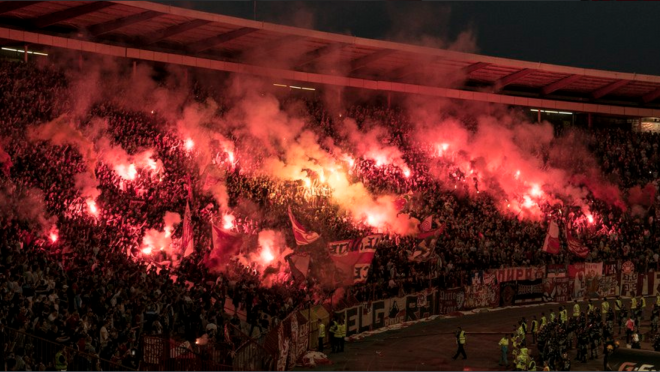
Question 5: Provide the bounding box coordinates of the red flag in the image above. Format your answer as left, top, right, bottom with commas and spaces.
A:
287, 206, 320, 245
328, 235, 381, 286
419, 215, 433, 232
565, 226, 589, 258
418, 223, 444, 239
186, 174, 193, 202
182, 202, 194, 257
287, 253, 310, 282
207, 225, 242, 271
542, 221, 561, 255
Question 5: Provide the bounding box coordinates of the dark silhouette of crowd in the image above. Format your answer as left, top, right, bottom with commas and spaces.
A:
0, 58, 659, 371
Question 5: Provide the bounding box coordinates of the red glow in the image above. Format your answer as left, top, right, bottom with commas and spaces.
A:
587, 215, 594, 224
441, 143, 449, 151
141, 247, 152, 255
523, 196, 534, 208
185, 138, 194, 151
403, 168, 411, 178
515, 170, 521, 179
227, 151, 235, 163
261, 246, 275, 263
49, 232, 58, 243
223, 214, 235, 230
530, 184, 542, 197
87, 199, 98, 217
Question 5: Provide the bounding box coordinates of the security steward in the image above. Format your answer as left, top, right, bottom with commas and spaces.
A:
317, 321, 326, 352
531, 316, 539, 345
55, 346, 67, 371
328, 317, 338, 352
573, 300, 580, 318
453, 326, 467, 360
602, 297, 610, 321
334, 316, 346, 352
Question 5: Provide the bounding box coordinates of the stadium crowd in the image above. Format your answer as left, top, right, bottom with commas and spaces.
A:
0, 57, 659, 371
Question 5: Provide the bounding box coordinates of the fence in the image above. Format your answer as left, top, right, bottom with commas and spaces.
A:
140, 324, 274, 371
1, 325, 132, 371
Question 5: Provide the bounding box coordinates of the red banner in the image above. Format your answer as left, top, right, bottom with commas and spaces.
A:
437, 288, 465, 314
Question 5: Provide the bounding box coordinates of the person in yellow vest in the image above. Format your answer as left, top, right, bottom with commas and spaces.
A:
588, 299, 594, 314
549, 309, 556, 323
540, 312, 547, 330
55, 346, 68, 371
560, 306, 568, 324
334, 316, 346, 353
317, 321, 326, 353
615, 296, 623, 313
639, 295, 646, 321
528, 355, 537, 372
602, 297, 610, 321
453, 326, 467, 360
516, 347, 529, 371
329, 317, 338, 353
499, 334, 510, 367
531, 316, 539, 345
517, 321, 527, 347
631, 294, 638, 314
573, 300, 580, 318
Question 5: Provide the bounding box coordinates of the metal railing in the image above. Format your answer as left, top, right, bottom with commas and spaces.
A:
1, 325, 133, 371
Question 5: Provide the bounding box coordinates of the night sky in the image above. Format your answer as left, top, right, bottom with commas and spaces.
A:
160, 1, 660, 76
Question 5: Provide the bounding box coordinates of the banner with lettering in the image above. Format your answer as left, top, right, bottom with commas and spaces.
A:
334, 289, 441, 337
490, 266, 546, 283
437, 288, 465, 314
619, 272, 639, 297
464, 281, 500, 310
584, 262, 603, 297
500, 281, 519, 307
328, 234, 383, 285
598, 275, 619, 297
568, 263, 587, 300
543, 277, 570, 303
652, 273, 660, 296
603, 261, 618, 276
515, 279, 545, 304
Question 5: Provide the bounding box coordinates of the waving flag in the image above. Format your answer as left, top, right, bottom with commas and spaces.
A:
565, 226, 589, 258
328, 234, 382, 286
287, 206, 320, 246
287, 253, 311, 282
181, 202, 194, 257
207, 225, 242, 271
419, 215, 433, 232
542, 221, 560, 255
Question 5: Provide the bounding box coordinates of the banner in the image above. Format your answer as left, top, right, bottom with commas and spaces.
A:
491, 266, 546, 283
620, 273, 639, 297
598, 275, 619, 297
568, 263, 587, 300
328, 234, 383, 286
500, 282, 519, 307
515, 279, 545, 304
437, 288, 465, 314
542, 221, 560, 254
333, 289, 445, 337
287, 206, 320, 246
546, 264, 567, 278
464, 281, 500, 309
584, 262, 603, 297
603, 261, 618, 276
543, 277, 570, 303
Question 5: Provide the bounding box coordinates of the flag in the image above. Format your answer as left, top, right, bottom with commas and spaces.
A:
182, 202, 194, 257
287, 206, 320, 246
186, 174, 194, 202
419, 215, 433, 232
328, 234, 382, 286
418, 223, 445, 239
407, 240, 433, 262
565, 226, 589, 258
207, 225, 242, 271
542, 221, 561, 255
287, 253, 311, 282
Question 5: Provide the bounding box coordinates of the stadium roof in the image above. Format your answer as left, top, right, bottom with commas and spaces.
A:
2, 0, 660, 117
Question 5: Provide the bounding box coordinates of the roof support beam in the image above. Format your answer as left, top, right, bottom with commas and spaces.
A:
494, 68, 535, 90
32, 2, 115, 28
88, 10, 161, 37
296, 43, 347, 68
189, 27, 258, 53
462, 62, 491, 75
591, 79, 630, 99
350, 49, 396, 72
0, 1, 42, 15
642, 87, 660, 104
541, 74, 582, 95
142, 19, 211, 45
